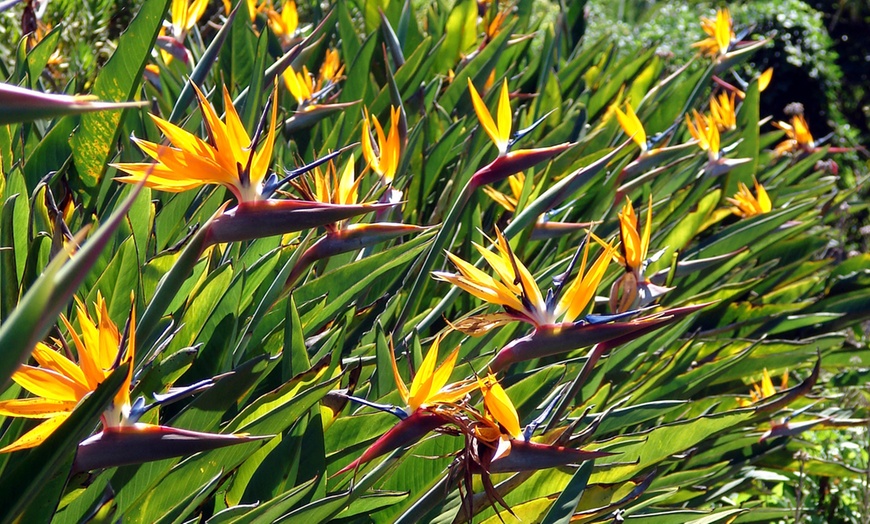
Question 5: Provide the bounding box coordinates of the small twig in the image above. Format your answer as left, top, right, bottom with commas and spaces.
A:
862, 421, 870, 523
794, 450, 809, 523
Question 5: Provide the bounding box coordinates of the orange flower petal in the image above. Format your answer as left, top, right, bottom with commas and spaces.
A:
0, 414, 69, 453
468, 78, 507, 153
481, 375, 521, 438
12, 366, 89, 402
0, 398, 77, 418
614, 102, 646, 151
408, 337, 441, 411
31, 342, 88, 390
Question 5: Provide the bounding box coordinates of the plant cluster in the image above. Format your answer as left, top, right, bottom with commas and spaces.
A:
0, 0, 868, 522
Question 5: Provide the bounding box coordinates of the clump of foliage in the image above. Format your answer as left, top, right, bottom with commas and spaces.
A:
587, 0, 868, 181
0, 0, 868, 522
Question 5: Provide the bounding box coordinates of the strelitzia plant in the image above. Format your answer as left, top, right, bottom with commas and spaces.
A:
714, 66, 773, 99
434, 228, 702, 371
336, 336, 608, 517
468, 77, 512, 157
611, 100, 698, 180
757, 67, 774, 93
739, 368, 788, 407
772, 114, 815, 156
396, 79, 573, 331
608, 197, 672, 313
114, 83, 277, 202
0, 294, 262, 471
685, 108, 749, 175
283, 65, 316, 108
692, 7, 771, 72
728, 178, 772, 218
315, 48, 344, 91
464, 78, 573, 187
737, 366, 826, 442
710, 91, 737, 132
685, 109, 721, 163
4, 0, 865, 520
482, 9, 509, 46
453, 374, 545, 519
614, 101, 650, 154
771, 111, 855, 157
482, 172, 525, 212
362, 106, 402, 186
435, 227, 615, 330
244, 0, 264, 22
335, 336, 481, 475
0, 294, 136, 453
158, 0, 209, 63
265, 0, 298, 46
283, 51, 345, 110
282, 51, 356, 130
692, 8, 733, 59
454, 373, 612, 521
112, 82, 385, 245
283, 154, 427, 287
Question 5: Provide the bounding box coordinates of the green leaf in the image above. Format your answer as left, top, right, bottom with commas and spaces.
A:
22, 114, 76, 191
374, 322, 393, 398
15, 454, 74, 523
241, 31, 270, 134
589, 401, 687, 437
652, 189, 721, 274
295, 230, 433, 331
169, 3, 241, 123
539, 461, 593, 524
688, 201, 814, 260
207, 478, 317, 524
436, 0, 476, 72
164, 263, 234, 358
223, 2, 256, 102
24, 25, 62, 87
225, 360, 334, 434
153, 470, 224, 524
281, 447, 404, 522
686, 508, 748, 524
69, 0, 170, 198
126, 185, 154, 265
123, 367, 334, 522
283, 294, 310, 379
0, 194, 20, 320
137, 210, 213, 347
4, 168, 29, 283
336, 492, 408, 519
587, 48, 657, 120
232, 249, 302, 365
439, 18, 516, 113
339, 31, 377, 104
85, 236, 139, 322
337, 0, 361, 62
591, 412, 752, 484
135, 347, 198, 397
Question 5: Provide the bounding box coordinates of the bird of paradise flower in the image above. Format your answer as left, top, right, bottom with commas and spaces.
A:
0, 294, 261, 471
335, 336, 609, 519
